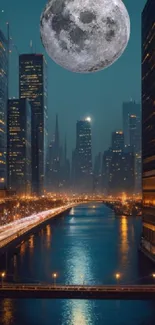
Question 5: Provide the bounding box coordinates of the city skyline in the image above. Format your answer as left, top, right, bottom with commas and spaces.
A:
0, 0, 145, 157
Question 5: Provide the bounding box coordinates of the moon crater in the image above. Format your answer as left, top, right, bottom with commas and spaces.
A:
40, 0, 130, 73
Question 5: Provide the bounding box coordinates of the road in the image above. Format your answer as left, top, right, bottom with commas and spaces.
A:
0, 204, 74, 249
0, 284, 155, 300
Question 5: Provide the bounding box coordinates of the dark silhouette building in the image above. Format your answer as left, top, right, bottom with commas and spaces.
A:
74, 118, 92, 192
102, 129, 135, 195
59, 137, 70, 190
102, 148, 113, 194
108, 151, 135, 195
123, 100, 141, 149
0, 30, 8, 189
93, 152, 102, 192
141, 0, 155, 261
19, 54, 48, 195
112, 130, 124, 152
7, 99, 31, 195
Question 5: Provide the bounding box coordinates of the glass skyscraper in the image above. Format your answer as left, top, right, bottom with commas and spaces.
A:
0, 30, 8, 189
75, 118, 92, 192
141, 0, 155, 261
7, 99, 31, 195
111, 131, 124, 152
19, 54, 48, 195
123, 100, 141, 149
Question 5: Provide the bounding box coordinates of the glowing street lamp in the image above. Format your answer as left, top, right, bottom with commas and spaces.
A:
115, 273, 121, 284
52, 273, 57, 286
152, 273, 155, 278
1, 272, 5, 287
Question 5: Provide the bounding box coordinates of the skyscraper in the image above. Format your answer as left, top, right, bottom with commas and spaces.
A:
60, 136, 70, 190
102, 148, 113, 194
129, 114, 141, 154
141, 0, 155, 261
108, 151, 135, 195
123, 100, 141, 148
7, 99, 31, 194
19, 54, 48, 195
93, 152, 102, 192
75, 117, 92, 192
0, 30, 8, 189
112, 131, 124, 152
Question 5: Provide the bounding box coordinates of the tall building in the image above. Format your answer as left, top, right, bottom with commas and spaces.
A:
19, 54, 48, 195
75, 117, 92, 192
102, 148, 113, 194
93, 152, 102, 192
108, 151, 135, 195
60, 137, 70, 190
46, 136, 55, 191
141, 0, 155, 261
50, 115, 61, 190
112, 131, 124, 152
129, 114, 141, 154
0, 30, 8, 189
7, 99, 31, 194
123, 100, 141, 148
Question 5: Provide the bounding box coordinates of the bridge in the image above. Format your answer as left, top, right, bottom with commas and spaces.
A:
0, 284, 155, 300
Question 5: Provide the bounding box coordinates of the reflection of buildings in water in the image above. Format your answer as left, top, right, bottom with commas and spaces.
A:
46, 224, 51, 249
120, 216, 129, 264
20, 241, 26, 257
29, 235, 34, 252
13, 255, 17, 268
1, 299, 14, 325
13, 255, 18, 282
28, 236, 35, 273
70, 207, 75, 215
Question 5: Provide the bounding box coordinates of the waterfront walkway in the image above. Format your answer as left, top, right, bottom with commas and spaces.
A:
0, 284, 155, 300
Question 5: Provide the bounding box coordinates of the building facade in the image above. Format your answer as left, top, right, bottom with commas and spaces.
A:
7, 99, 31, 195
141, 0, 155, 261
102, 148, 113, 194
74, 118, 92, 192
19, 54, 48, 195
112, 131, 124, 152
0, 30, 8, 189
123, 100, 141, 148
108, 151, 135, 195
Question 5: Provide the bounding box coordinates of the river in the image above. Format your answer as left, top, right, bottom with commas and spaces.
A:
0, 203, 155, 325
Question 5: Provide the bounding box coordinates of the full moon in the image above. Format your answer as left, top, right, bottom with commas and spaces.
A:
40, 0, 130, 73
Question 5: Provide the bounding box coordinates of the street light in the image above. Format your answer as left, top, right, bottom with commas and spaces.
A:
152, 273, 155, 278
115, 273, 121, 284
52, 273, 57, 286
1, 272, 5, 287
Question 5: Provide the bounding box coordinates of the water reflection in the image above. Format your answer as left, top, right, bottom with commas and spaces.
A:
70, 207, 75, 215
1, 299, 14, 325
63, 300, 94, 325
45, 225, 51, 249
29, 235, 34, 253
20, 241, 26, 257
120, 216, 129, 254
0, 204, 155, 325
66, 244, 92, 284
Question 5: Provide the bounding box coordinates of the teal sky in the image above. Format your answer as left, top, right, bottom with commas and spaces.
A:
0, 0, 146, 157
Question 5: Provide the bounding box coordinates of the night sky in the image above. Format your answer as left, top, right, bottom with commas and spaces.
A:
0, 0, 146, 157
